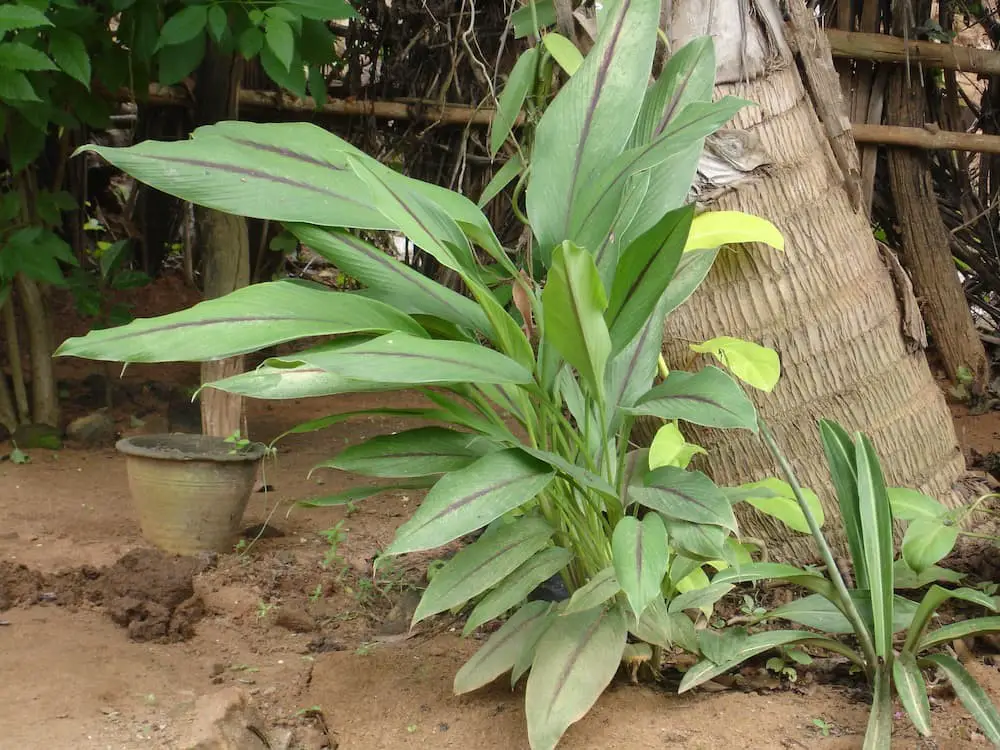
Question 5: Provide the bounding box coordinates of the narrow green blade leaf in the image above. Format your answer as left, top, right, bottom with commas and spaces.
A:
904, 585, 1000, 653
626, 366, 757, 431
923, 654, 1000, 745
612, 514, 670, 620
290, 224, 492, 336
478, 152, 524, 208
321, 427, 495, 478
463, 547, 572, 635
56, 281, 423, 363
819, 419, 868, 584
541, 241, 611, 397
902, 518, 959, 574
631, 466, 736, 531
606, 206, 692, 353
564, 567, 620, 615
525, 0, 660, 259
711, 563, 824, 586
293, 333, 533, 386
678, 630, 820, 692
412, 514, 555, 624
855, 433, 895, 658
520, 447, 618, 501
297, 481, 430, 507
864, 665, 893, 750
454, 600, 554, 694
525, 605, 629, 750
385, 449, 556, 555
894, 652, 932, 737
918, 616, 1000, 652
491, 47, 539, 156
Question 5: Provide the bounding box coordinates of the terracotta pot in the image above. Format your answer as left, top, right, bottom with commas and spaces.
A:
116, 434, 267, 556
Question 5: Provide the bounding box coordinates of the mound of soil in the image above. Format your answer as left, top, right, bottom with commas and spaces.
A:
0, 548, 208, 643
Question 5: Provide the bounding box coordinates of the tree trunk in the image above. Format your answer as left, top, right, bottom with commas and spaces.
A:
195, 46, 249, 438
660, 0, 966, 563
16, 274, 59, 428
886, 0, 989, 390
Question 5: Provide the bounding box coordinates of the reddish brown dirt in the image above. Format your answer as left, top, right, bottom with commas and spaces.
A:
2, 275, 1000, 749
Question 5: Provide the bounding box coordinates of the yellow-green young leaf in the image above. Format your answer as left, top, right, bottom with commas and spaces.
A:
649, 422, 707, 469
674, 565, 713, 618
739, 478, 825, 533
683, 211, 784, 253
690, 336, 780, 392
542, 32, 583, 75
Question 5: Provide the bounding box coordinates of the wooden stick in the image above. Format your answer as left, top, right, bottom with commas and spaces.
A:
824, 28, 1000, 76
853, 123, 1000, 154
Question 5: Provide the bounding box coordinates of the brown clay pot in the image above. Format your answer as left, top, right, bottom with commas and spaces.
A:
116, 434, 267, 556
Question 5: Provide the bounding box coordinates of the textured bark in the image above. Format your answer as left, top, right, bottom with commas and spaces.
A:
16, 274, 59, 427
655, 0, 966, 563
195, 47, 249, 438
886, 73, 989, 388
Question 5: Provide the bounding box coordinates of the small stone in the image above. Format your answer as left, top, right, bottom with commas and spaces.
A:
274, 605, 316, 634
180, 687, 269, 750
66, 410, 117, 447
294, 724, 335, 750
11, 423, 62, 450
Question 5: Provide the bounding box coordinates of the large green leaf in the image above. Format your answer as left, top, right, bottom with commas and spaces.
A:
412, 514, 555, 624
735, 478, 825, 534
0, 5, 53, 34
384, 450, 555, 555
612, 515, 670, 620
902, 518, 959, 574
297, 480, 434, 508
541, 241, 611, 397
678, 630, 822, 692
454, 600, 554, 694
922, 654, 1000, 745
918, 616, 1000, 652
893, 558, 964, 590
76, 122, 497, 243
668, 582, 733, 614
662, 517, 727, 561
711, 563, 824, 586
574, 98, 749, 258
491, 46, 539, 156
894, 651, 931, 737
626, 366, 757, 431
564, 567, 620, 615
888, 487, 948, 521
284, 332, 533, 385
768, 592, 918, 635
319, 427, 495, 478
290, 224, 492, 335
855, 433, 895, 659
525, 0, 659, 259
525, 605, 629, 750
606, 206, 692, 353
818, 420, 867, 585
630, 466, 736, 531
463, 547, 572, 635
206, 364, 402, 400
55, 281, 423, 362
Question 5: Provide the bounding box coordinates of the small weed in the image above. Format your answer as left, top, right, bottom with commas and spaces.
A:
406, 724, 418, 733
811, 717, 832, 737
256, 601, 274, 620
295, 705, 322, 718
739, 594, 767, 619
230, 664, 259, 673
766, 647, 813, 682
234, 538, 248, 555
320, 521, 348, 569
309, 584, 323, 602
10, 444, 29, 465
355, 642, 377, 656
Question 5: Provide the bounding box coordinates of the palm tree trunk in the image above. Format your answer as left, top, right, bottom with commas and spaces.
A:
655, 0, 966, 563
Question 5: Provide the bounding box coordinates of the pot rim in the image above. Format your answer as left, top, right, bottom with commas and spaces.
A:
116, 433, 268, 463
